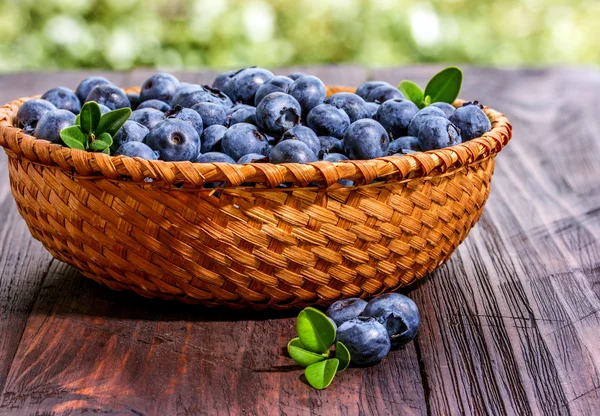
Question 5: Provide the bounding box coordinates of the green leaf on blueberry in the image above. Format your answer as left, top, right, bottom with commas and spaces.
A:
59, 101, 131, 155
399, 66, 463, 108
305, 358, 339, 390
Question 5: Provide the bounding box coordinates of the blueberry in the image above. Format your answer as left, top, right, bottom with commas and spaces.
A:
15, 99, 57, 134
256, 92, 301, 135
112, 120, 149, 152
280, 125, 320, 156
85, 84, 130, 110
323, 153, 348, 162
269, 140, 317, 164
130, 108, 166, 130
191, 102, 227, 128
364, 102, 380, 118
201, 125, 227, 153
449, 103, 491, 141
325, 92, 369, 123
417, 117, 462, 151
127, 92, 141, 110
387, 136, 421, 155
170, 84, 203, 107
374, 99, 419, 138
75, 76, 111, 103
362, 293, 420, 349
337, 317, 391, 366
254, 76, 294, 106
407, 106, 447, 137
306, 104, 350, 139
145, 118, 200, 161
165, 107, 203, 139
343, 119, 390, 160
227, 104, 257, 126
115, 141, 159, 160
140, 73, 180, 103
33, 109, 76, 143
288, 75, 327, 117
41, 87, 81, 114
222, 67, 274, 105
430, 102, 455, 118
318, 136, 344, 155
212, 70, 236, 91
366, 85, 405, 103
237, 153, 269, 164
355, 81, 392, 100
98, 104, 111, 115
173, 85, 233, 108
137, 99, 171, 112
287, 72, 306, 81
195, 152, 236, 164
221, 123, 269, 161
326, 298, 368, 326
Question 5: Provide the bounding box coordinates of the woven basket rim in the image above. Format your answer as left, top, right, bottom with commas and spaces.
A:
0, 85, 512, 188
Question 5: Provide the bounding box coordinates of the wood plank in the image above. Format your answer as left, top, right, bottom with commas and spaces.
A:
371, 66, 600, 415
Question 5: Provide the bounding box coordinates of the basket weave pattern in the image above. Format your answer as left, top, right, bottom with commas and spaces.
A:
0, 86, 512, 309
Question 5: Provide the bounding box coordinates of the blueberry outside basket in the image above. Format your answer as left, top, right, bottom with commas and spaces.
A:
0, 85, 512, 309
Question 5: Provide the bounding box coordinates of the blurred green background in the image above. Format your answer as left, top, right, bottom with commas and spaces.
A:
0, 0, 598, 72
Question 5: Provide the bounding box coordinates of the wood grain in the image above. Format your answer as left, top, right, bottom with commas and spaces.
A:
0, 66, 598, 415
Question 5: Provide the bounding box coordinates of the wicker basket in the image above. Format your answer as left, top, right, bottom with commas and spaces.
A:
0, 86, 511, 309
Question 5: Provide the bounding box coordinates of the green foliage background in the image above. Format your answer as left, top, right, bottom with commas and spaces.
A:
0, 0, 598, 72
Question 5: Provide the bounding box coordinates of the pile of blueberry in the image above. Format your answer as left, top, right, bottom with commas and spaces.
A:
326, 293, 420, 365
15, 67, 492, 166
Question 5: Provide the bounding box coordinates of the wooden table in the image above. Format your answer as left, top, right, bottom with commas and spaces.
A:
0, 66, 599, 415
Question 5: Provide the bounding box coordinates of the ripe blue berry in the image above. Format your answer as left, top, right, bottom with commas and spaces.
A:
326, 298, 368, 326
287, 72, 306, 81
343, 119, 390, 160
221, 123, 269, 161
33, 110, 76, 143
222, 67, 274, 105
323, 153, 348, 162
212, 70, 236, 91
387, 136, 421, 155
166, 107, 203, 139
173, 85, 233, 108
254, 76, 294, 106
306, 104, 351, 139
256, 92, 301, 135
449, 103, 491, 141
355, 81, 392, 100
337, 317, 391, 366
288, 75, 327, 117
362, 293, 420, 349
15, 99, 57, 135
145, 118, 200, 161
430, 102, 455, 118
41, 87, 81, 114
191, 102, 227, 128
137, 99, 171, 112
270, 140, 317, 164
325, 92, 369, 123
140, 73, 180, 103
366, 85, 405, 103
85, 84, 130, 110
237, 153, 268, 164
112, 120, 149, 152
201, 125, 227, 153
75, 76, 111, 103
127, 92, 141, 110
227, 104, 257, 126
280, 125, 320, 156
374, 99, 419, 138
115, 142, 159, 160
318, 136, 344, 155
407, 106, 447, 137
130, 108, 166, 130
195, 152, 236, 163
417, 117, 462, 151
364, 102, 380, 118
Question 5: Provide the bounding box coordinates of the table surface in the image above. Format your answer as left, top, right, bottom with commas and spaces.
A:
0, 65, 599, 416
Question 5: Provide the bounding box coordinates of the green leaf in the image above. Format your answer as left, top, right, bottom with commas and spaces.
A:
424, 66, 463, 105
80, 101, 102, 134
96, 107, 132, 137
60, 125, 86, 150
423, 95, 432, 106
288, 338, 327, 367
75, 114, 80, 125
89, 140, 109, 151
297, 307, 337, 354
334, 341, 351, 371
399, 80, 424, 108
101, 148, 110, 155
305, 358, 339, 390
96, 132, 113, 147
